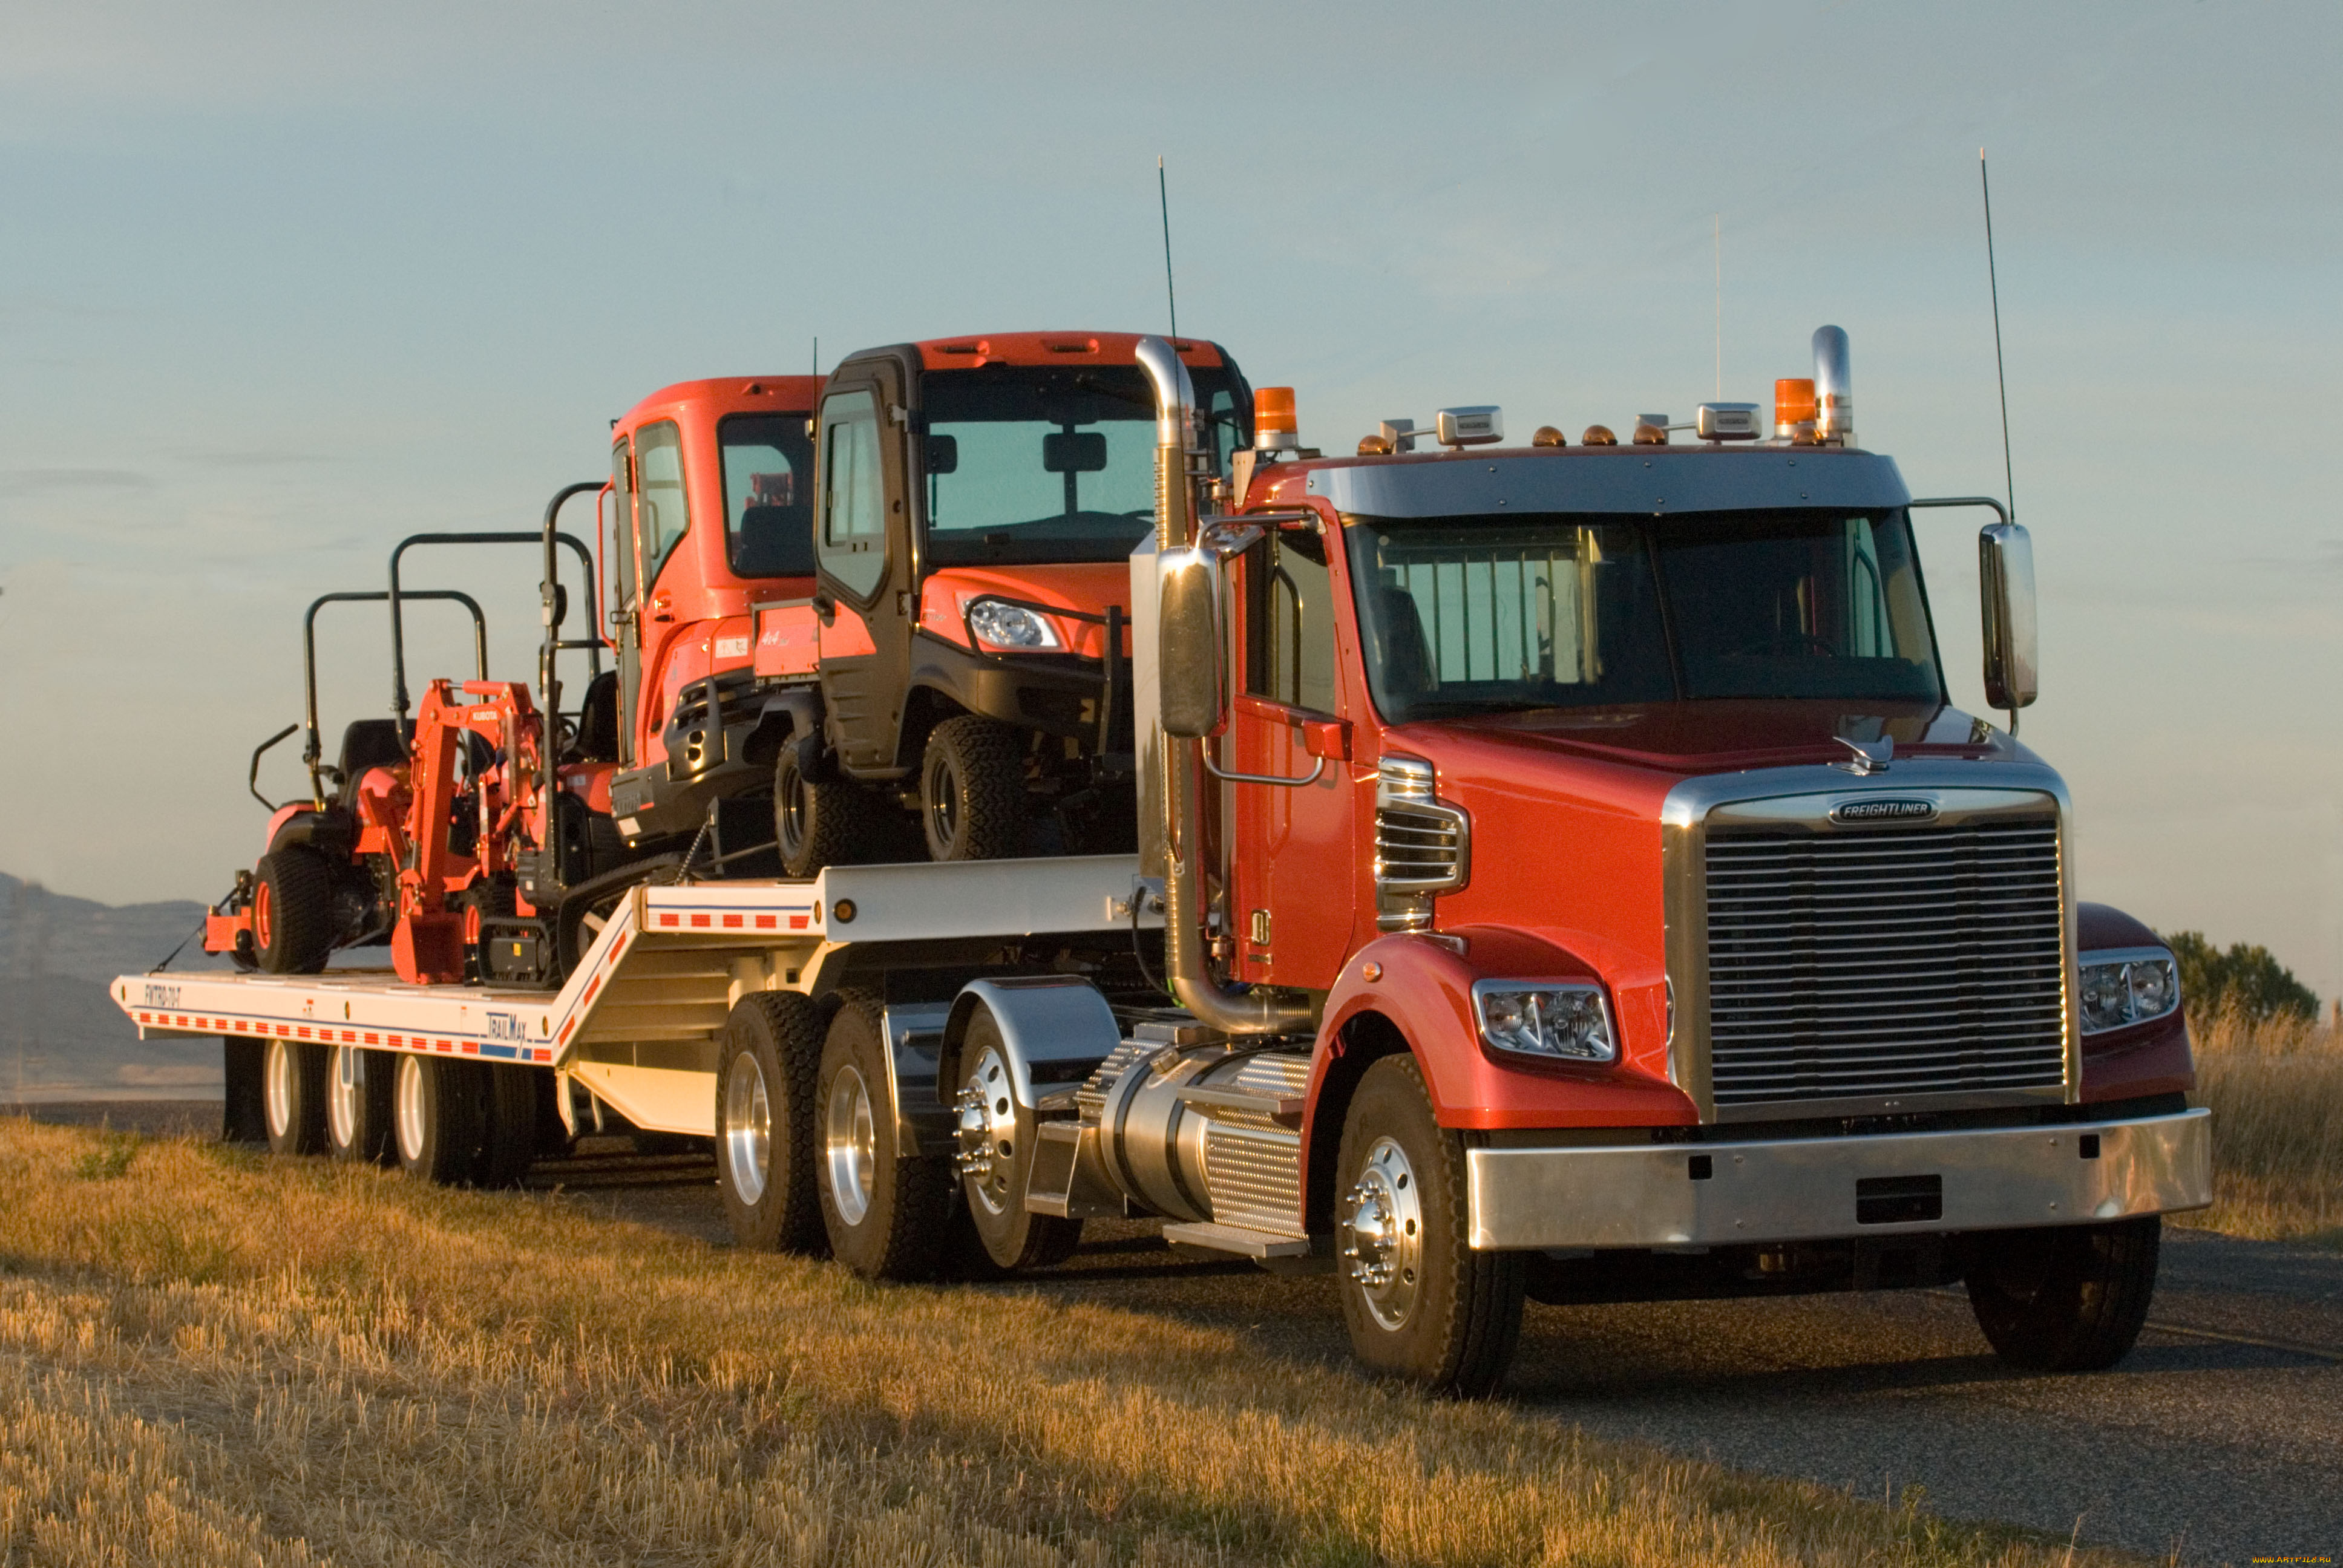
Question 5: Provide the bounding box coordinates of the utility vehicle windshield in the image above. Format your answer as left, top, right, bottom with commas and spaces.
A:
1345, 509, 1942, 724
921, 363, 1248, 567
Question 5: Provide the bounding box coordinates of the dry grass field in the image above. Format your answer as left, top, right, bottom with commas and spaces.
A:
0, 1116, 2156, 1568
2178, 1010, 2343, 1246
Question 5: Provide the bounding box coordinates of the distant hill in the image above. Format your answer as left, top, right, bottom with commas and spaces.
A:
2, 872, 228, 1099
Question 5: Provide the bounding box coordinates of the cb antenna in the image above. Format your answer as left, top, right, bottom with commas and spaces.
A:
1981, 149, 2015, 518
1158, 156, 1178, 341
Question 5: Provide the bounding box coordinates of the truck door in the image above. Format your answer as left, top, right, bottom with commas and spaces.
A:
610, 436, 641, 765
1227, 525, 1355, 990
813, 353, 917, 775
629, 419, 697, 771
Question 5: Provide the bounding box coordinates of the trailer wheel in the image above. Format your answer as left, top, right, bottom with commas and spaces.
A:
1964, 1217, 2161, 1371
394, 1054, 485, 1184
472, 1063, 538, 1189
952, 1008, 1082, 1271
919, 717, 1027, 862
1333, 1054, 1525, 1397
717, 992, 828, 1254
325, 1045, 396, 1165
253, 848, 335, 974
815, 991, 957, 1279
262, 1039, 330, 1157
773, 736, 877, 878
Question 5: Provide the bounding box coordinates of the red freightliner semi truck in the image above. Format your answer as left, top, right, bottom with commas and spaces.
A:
126, 326, 2208, 1394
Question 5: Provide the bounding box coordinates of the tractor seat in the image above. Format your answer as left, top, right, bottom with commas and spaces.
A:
335, 719, 407, 806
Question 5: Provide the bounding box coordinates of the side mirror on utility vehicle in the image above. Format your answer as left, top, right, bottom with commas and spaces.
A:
1978, 520, 2038, 711
1158, 545, 1227, 739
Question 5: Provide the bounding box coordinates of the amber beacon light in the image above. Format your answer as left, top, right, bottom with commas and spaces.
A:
1774, 378, 1818, 443
1254, 387, 1299, 450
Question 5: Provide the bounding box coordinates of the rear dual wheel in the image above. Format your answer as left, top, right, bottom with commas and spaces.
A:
816, 991, 965, 1279
263, 1039, 329, 1156
392, 1054, 537, 1187
325, 1044, 396, 1165
716, 992, 827, 1253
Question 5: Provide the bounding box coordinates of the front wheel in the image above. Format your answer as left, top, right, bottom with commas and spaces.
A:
952, 1007, 1082, 1272
919, 717, 1027, 862
773, 736, 876, 878
1964, 1217, 2161, 1371
1333, 1054, 1524, 1397
253, 847, 335, 974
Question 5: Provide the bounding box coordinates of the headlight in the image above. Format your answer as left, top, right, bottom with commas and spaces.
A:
965, 599, 1061, 650
1471, 980, 1616, 1063
2077, 949, 2180, 1034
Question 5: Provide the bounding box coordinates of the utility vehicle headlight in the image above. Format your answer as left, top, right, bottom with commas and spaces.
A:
966, 599, 1061, 650
2077, 950, 2180, 1035
1472, 981, 1616, 1063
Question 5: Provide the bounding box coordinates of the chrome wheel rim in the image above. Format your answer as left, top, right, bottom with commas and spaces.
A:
1340, 1134, 1425, 1331
824, 1064, 877, 1226
327, 1045, 359, 1150
395, 1054, 427, 1166
263, 1039, 294, 1140
723, 1053, 772, 1206
954, 1044, 1019, 1216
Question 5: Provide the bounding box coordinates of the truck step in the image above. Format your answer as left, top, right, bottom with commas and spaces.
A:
1160, 1221, 1314, 1259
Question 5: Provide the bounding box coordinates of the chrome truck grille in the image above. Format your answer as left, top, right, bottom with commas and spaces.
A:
1703, 815, 2066, 1110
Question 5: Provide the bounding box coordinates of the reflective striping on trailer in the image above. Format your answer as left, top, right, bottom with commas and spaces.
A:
722, 914, 742, 929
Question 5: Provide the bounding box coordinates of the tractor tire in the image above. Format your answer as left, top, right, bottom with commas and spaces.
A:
814, 990, 959, 1280
262, 1038, 330, 1157
1333, 1054, 1525, 1397
325, 1045, 397, 1165
773, 735, 878, 878
716, 991, 830, 1255
952, 1002, 1083, 1272
253, 848, 335, 974
919, 717, 1027, 862
1964, 1217, 2161, 1372
394, 1053, 485, 1185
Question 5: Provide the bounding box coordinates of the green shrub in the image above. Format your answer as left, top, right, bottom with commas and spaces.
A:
2159, 930, 2319, 1024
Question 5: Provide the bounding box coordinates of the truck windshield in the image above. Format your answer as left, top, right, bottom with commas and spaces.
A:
1344, 509, 1941, 723
922, 364, 1248, 567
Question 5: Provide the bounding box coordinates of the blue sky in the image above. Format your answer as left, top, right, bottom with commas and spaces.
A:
3, 2, 2338, 991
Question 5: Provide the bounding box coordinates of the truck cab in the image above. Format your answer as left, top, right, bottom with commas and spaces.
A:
603, 375, 824, 852
763, 332, 1251, 868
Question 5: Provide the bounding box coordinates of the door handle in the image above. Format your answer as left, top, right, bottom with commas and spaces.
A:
1201, 752, 1326, 788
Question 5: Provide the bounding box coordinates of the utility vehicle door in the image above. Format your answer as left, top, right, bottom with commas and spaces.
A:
1227, 524, 1356, 989
628, 418, 699, 773
813, 350, 918, 776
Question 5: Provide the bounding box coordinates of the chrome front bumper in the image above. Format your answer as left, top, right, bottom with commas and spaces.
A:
1466, 1108, 2210, 1250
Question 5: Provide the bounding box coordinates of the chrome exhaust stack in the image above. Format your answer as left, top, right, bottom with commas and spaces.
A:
1813, 325, 1853, 446
1134, 336, 1314, 1039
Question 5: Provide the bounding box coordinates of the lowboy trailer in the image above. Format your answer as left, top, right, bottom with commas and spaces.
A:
123, 326, 2211, 1394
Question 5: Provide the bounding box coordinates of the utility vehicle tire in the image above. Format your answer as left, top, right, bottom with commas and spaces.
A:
1964, 1217, 2161, 1371
952, 1005, 1083, 1272
253, 848, 335, 974
394, 1053, 485, 1184
773, 736, 878, 878
919, 717, 1027, 862
262, 1038, 330, 1157
814, 990, 959, 1280
717, 991, 829, 1254
1333, 1054, 1525, 1397
324, 1045, 396, 1165
471, 1063, 538, 1189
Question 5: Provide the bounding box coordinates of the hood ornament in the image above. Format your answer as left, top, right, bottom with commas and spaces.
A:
1832, 735, 1893, 776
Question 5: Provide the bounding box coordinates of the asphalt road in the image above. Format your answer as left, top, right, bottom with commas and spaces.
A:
25, 1103, 2338, 1567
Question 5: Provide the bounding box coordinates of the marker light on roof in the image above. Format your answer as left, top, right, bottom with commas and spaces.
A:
1697, 403, 1761, 441
1632, 422, 1668, 446
1532, 426, 1566, 448
1255, 387, 1299, 450
1582, 425, 1618, 446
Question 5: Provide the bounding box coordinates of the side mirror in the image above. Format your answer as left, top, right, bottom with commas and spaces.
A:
1157, 546, 1227, 739
1978, 521, 2038, 711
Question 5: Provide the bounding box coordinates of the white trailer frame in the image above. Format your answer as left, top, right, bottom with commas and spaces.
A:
116, 855, 1159, 1138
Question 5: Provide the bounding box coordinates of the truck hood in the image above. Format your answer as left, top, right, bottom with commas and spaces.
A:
1386, 699, 2008, 779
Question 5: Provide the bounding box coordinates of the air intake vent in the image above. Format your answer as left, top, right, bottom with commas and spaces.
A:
1374, 755, 1468, 931
1703, 817, 2066, 1111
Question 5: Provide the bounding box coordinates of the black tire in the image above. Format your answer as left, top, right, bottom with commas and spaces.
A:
773, 735, 880, 878
262, 1038, 330, 1157
394, 1053, 486, 1184
717, 991, 829, 1254
919, 717, 1027, 862
952, 1005, 1083, 1271
1964, 1216, 2161, 1372
253, 847, 335, 974
324, 1045, 396, 1165
471, 1063, 538, 1188
1333, 1054, 1525, 1397
814, 990, 958, 1279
